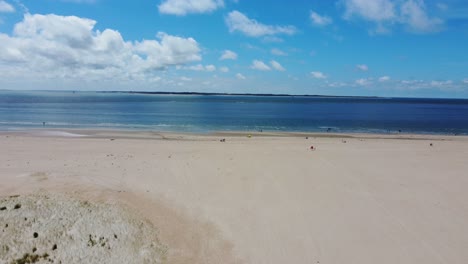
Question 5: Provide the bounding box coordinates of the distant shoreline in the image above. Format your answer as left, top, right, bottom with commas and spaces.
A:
101, 90, 383, 99
4, 89, 468, 100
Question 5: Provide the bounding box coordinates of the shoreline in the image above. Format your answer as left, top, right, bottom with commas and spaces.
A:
1, 127, 467, 141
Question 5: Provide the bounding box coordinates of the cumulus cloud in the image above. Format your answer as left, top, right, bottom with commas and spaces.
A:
0, 0, 14, 12
219, 66, 229, 72
356, 64, 368, 71
270, 60, 285, 71
379, 76, 391, 82
310, 10, 332, 26
430, 80, 452, 87
225, 10, 297, 37
343, 0, 396, 22
263, 36, 284, 43
219, 50, 237, 60
400, 0, 443, 33
396, 79, 461, 91
250, 60, 271, 71
0, 13, 201, 82
463, 79, 468, 84
310, 71, 326, 79
327, 81, 347, 88
320, 78, 463, 92
186, 64, 204, 71
271, 48, 287, 56
158, 0, 224, 15
205, 64, 216, 71
187, 64, 216, 71
341, 0, 443, 33
355, 78, 372, 86
236, 73, 246, 79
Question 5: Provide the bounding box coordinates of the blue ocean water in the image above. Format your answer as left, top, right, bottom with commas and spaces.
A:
1, 90, 468, 135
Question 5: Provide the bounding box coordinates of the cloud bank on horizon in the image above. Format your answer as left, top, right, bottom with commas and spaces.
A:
0, 0, 467, 98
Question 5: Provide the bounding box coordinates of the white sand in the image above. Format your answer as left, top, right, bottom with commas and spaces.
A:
1, 130, 468, 264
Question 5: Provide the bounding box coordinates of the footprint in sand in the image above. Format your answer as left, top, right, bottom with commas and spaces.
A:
29, 172, 49, 182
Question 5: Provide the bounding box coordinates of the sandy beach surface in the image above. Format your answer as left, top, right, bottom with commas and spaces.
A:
1, 130, 468, 264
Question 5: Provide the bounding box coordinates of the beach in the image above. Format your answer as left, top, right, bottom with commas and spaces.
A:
1, 130, 468, 263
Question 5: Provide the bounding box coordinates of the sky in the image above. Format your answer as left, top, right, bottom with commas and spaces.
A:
0, 0, 468, 98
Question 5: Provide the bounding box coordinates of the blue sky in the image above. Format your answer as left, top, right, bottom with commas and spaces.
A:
0, 0, 467, 98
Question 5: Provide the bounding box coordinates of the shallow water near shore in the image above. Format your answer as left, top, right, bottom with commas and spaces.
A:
1, 90, 468, 135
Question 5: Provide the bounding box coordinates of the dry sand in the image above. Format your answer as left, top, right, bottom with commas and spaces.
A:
1, 130, 468, 264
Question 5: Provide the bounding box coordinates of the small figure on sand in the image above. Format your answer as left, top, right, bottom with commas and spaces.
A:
220, 138, 226, 142
310, 145, 315, 151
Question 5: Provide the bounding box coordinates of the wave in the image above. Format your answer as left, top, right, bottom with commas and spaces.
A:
0, 121, 198, 130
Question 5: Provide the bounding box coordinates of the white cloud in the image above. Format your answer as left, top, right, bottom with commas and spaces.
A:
310, 10, 332, 26
270, 60, 285, 71
205, 64, 216, 72
341, 0, 443, 33
236, 73, 246, 80
262, 36, 284, 43
187, 64, 216, 71
401, 79, 422, 85
250, 60, 271, 71
310, 71, 327, 79
219, 66, 229, 72
343, 0, 396, 22
0, 14, 201, 82
397, 80, 466, 92
158, 0, 224, 15
430, 80, 452, 87
220, 50, 237, 60
327, 81, 347, 88
379, 76, 391, 82
397, 79, 460, 91
180, 76, 192, 81
225, 10, 297, 37
463, 79, 468, 84
187, 64, 204, 71
355, 78, 372, 86
356, 64, 368, 71
271, 48, 287, 56
400, 0, 443, 33
0, 1, 14, 12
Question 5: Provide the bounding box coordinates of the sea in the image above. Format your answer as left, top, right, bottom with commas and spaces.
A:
1, 90, 468, 135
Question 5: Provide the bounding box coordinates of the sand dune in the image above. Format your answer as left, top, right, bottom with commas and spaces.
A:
1, 130, 468, 263
1, 193, 166, 263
